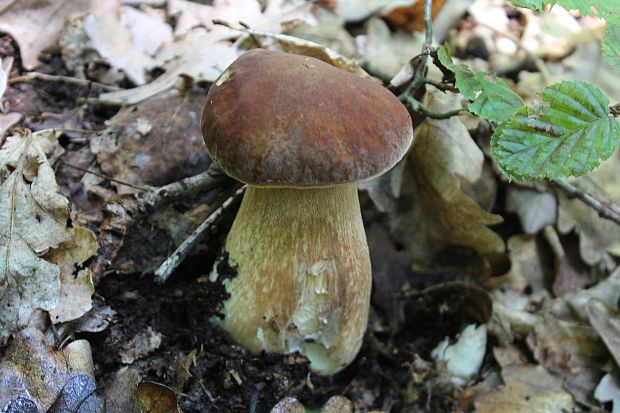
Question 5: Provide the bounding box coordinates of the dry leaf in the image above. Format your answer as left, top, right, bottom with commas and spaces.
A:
384, 0, 448, 32
0, 0, 118, 69
364, 90, 503, 265
47, 227, 97, 324
320, 396, 353, 413
475, 365, 576, 413
0, 328, 94, 411
558, 153, 620, 266
104, 368, 180, 413
270, 397, 305, 413
505, 188, 557, 235
48, 374, 104, 413
361, 17, 425, 80
567, 266, 620, 322
91, 90, 209, 192
99, 28, 239, 105
84, 6, 172, 85
286, 8, 356, 58
119, 326, 163, 364
0, 56, 13, 112
169, 0, 312, 35
586, 299, 620, 369
0, 130, 72, 338
595, 374, 620, 413
329, 0, 415, 22
431, 324, 487, 385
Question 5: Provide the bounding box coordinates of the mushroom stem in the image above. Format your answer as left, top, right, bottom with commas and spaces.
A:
210, 183, 371, 374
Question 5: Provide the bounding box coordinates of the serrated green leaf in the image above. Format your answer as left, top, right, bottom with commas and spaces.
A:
436, 44, 523, 123
510, 0, 543, 11
492, 81, 620, 180
603, 24, 620, 71
552, 0, 620, 24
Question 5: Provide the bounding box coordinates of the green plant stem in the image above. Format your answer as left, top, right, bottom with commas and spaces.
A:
553, 179, 620, 226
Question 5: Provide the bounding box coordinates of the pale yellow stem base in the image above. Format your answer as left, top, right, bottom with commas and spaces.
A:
210, 183, 371, 374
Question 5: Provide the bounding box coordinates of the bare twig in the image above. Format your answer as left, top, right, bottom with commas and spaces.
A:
403, 95, 465, 119
90, 166, 232, 283
154, 186, 246, 284
59, 161, 148, 190
398, 0, 434, 102
553, 178, 620, 226
8, 72, 121, 91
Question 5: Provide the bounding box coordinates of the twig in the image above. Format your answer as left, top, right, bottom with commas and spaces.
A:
398, 0, 434, 102
8, 72, 121, 91
90, 166, 232, 283
154, 186, 246, 284
553, 178, 620, 226
59, 161, 148, 190
403, 95, 465, 119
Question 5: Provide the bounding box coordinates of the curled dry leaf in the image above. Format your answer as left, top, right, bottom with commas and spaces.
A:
0, 328, 94, 411
363, 90, 503, 266
0, 0, 117, 69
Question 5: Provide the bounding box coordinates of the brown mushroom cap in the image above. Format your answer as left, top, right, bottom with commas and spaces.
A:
201, 49, 413, 186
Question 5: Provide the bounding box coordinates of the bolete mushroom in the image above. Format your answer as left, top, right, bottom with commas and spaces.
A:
202, 49, 413, 374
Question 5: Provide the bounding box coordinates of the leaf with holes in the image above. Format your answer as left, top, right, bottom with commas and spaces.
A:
437, 44, 523, 123
491, 81, 620, 180
0, 130, 73, 339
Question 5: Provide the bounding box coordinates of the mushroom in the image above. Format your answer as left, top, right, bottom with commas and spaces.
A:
202, 49, 413, 374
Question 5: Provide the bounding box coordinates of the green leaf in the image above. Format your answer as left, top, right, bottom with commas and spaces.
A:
437, 44, 523, 123
603, 23, 620, 71
510, 0, 543, 11
491, 81, 620, 180
552, 0, 620, 24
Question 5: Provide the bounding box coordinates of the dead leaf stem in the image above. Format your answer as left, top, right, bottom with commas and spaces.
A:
553, 178, 620, 226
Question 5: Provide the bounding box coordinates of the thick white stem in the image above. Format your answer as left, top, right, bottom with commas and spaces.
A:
210, 183, 371, 374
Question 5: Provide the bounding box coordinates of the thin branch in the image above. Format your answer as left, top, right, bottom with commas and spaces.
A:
403, 95, 465, 119
59, 161, 148, 191
553, 178, 620, 226
90, 166, 232, 283
398, 0, 434, 102
8, 72, 121, 91
154, 186, 246, 284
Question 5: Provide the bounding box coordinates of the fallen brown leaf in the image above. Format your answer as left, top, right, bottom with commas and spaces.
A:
0, 0, 117, 69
